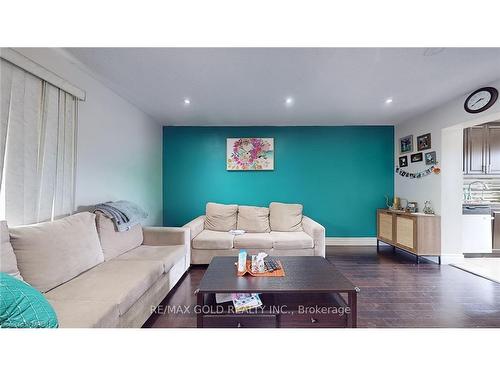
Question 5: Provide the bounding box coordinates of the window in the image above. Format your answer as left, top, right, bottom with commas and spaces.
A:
0, 59, 78, 225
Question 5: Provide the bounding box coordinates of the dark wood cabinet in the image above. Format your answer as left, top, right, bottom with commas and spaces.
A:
464, 125, 487, 174
487, 124, 500, 174
464, 123, 500, 175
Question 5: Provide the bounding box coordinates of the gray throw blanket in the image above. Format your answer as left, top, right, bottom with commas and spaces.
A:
93, 200, 148, 232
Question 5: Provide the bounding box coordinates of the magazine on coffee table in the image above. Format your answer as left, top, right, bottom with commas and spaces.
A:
231, 293, 262, 312
214, 293, 263, 311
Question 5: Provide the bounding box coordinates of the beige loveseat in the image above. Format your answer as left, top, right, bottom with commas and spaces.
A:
184, 202, 325, 264
1, 212, 190, 328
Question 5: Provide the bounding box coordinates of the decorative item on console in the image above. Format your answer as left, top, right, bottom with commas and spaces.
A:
400, 198, 408, 210
423, 200, 435, 215
385, 195, 401, 211
406, 202, 418, 213
387, 199, 434, 215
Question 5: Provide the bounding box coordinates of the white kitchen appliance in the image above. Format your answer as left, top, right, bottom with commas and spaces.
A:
462, 206, 493, 253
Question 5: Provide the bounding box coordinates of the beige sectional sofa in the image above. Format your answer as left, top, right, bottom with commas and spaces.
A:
184, 202, 325, 264
1, 212, 190, 328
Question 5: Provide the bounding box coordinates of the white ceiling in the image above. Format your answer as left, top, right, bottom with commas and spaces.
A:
65, 48, 500, 126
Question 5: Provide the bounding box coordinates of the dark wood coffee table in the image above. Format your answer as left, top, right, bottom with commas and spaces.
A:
196, 256, 359, 328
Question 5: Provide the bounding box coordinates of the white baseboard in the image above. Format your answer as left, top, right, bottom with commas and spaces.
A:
440, 254, 465, 265
326, 237, 377, 246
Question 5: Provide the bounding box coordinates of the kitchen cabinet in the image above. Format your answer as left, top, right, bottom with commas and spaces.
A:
464, 123, 500, 175
487, 124, 500, 174
464, 125, 486, 174
376, 209, 441, 264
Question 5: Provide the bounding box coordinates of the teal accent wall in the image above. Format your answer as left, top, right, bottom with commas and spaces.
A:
163, 126, 394, 237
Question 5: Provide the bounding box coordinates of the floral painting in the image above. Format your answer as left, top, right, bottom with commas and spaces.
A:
227, 138, 274, 170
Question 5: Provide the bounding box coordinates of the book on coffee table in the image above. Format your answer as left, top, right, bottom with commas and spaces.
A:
231, 293, 262, 312
215, 293, 232, 304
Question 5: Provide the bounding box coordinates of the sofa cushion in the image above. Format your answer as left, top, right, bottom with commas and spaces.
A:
46, 298, 119, 328
269, 202, 303, 232
45, 259, 163, 316
237, 205, 270, 233
0, 221, 23, 280
95, 211, 143, 261
234, 233, 273, 249
116, 245, 185, 273
204, 202, 238, 231
192, 230, 234, 250
270, 231, 314, 250
9, 212, 104, 293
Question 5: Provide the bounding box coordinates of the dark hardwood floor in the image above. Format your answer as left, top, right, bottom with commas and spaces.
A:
143, 245, 500, 328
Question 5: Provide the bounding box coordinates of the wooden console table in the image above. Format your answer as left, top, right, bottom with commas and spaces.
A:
377, 209, 441, 264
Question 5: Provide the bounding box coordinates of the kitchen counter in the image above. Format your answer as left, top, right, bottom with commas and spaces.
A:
463, 202, 500, 214
463, 205, 492, 215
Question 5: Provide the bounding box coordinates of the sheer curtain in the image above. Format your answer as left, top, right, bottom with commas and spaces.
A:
0, 59, 77, 226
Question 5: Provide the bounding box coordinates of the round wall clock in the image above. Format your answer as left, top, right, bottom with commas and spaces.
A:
464, 87, 498, 114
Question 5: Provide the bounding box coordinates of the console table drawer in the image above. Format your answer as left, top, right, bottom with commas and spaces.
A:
279, 313, 347, 328
202, 314, 277, 328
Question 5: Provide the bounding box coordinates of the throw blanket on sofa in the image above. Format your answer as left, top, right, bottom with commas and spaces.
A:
93, 201, 148, 232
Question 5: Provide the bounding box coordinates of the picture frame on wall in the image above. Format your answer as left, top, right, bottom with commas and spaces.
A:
399, 135, 413, 154
399, 155, 408, 167
411, 152, 423, 163
417, 133, 431, 151
226, 137, 274, 170
425, 151, 437, 165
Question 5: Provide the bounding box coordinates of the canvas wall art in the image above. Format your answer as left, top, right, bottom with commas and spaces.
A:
227, 138, 274, 170
425, 151, 437, 165
417, 133, 432, 151
411, 152, 423, 163
400, 135, 413, 154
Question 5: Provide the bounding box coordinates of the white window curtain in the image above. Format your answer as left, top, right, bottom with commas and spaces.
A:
0, 59, 78, 226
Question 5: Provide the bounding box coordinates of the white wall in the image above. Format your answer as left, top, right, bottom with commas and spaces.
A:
395, 79, 500, 262
440, 126, 465, 261
13, 48, 163, 225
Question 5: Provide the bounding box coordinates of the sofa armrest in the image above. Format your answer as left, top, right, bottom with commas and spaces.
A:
302, 216, 326, 258
182, 215, 205, 241
142, 226, 190, 246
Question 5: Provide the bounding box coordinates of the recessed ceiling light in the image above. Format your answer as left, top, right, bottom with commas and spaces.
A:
285, 97, 294, 107
385, 98, 393, 104
183, 98, 191, 105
